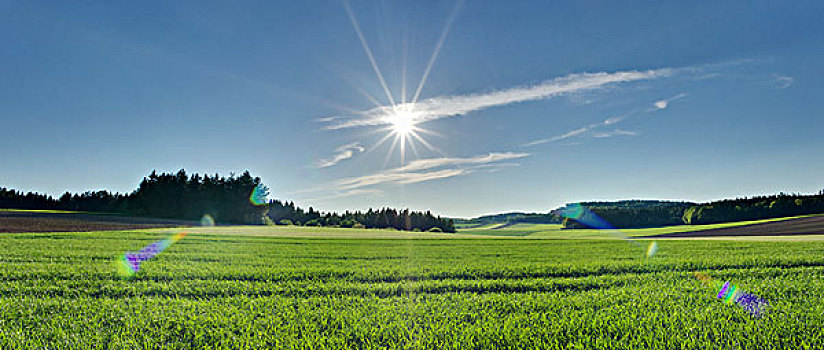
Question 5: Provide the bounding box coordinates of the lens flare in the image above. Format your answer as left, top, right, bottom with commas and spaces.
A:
559, 203, 586, 221
558, 203, 658, 258
694, 272, 769, 318
117, 232, 188, 278
249, 184, 268, 206
559, 203, 614, 230
646, 241, 658, 258
200, 214, 215, 227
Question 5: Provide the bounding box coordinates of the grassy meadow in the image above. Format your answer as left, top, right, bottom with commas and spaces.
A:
1, 226, 823, 349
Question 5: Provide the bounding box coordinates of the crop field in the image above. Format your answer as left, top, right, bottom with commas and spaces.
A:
1, 228, 823, 349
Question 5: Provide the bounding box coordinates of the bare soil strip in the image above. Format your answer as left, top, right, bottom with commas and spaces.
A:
0, 211, 194, 233
642, 215, 824, 238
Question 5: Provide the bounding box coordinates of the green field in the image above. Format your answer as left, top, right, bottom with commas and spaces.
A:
1, 227, 823, 349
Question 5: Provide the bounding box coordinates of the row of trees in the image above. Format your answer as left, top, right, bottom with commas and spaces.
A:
556, 200, 696, 229
682, 191, 824, 225
267, 200, 456, 232
130, 170, 269, 224
1, 170, 267, 224
557, 192, 824, 229
1, 169, 456, 232
0, 188, 129, 212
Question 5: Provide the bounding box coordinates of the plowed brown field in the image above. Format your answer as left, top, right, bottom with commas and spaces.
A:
0, 211, 193, 233
645, 215, 824, 238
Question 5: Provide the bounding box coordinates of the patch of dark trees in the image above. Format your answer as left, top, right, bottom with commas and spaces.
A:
267, 200, 456, 233
0, 170, 456, 232
557, 192, 824, 229
555, 200, 696, 229
681, 191, 824, 225
1, 170, 266, 224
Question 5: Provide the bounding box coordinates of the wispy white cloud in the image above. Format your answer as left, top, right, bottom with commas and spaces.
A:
390, 152, 529, 173
522, 115, 630, 147
603, 116, 623, 125
653, 93, 688, 110
773, 75, 794, 89
316, 116, 344, 123
522, 126, 592, 146
316, 142, 365, 168
323, 69, 674, 130
322, 59, 760, 132
593, 129, 639, 138
336, 152, 529, 191
297, 188, 385, 203
524, 92, 686, 146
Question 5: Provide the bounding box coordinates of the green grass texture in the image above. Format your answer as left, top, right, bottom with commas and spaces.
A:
1, 228, 823, 349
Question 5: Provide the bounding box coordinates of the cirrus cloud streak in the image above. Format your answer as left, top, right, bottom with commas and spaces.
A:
316, 142, 365, 168
336, 152, 530, 191
322, 68, 674, 130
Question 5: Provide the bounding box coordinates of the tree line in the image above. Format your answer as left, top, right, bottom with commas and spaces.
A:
267, 200, 456, 233
1, 170, 267, 224
0, 169, 456, 232
557, 193, 824, 229
682, 191, 824, 225
555, 200, 696, 229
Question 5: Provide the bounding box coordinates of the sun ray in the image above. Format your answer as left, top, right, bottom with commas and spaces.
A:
411, 127, 444, 138
401, 33, 408, 104
350, 84, 385, 109
409, 130, 444, 156
343, 0, 396, 106
400, 132, 406, 164
411, 0, 463, 105
383, 133, 401, 168
363, 130, 396, 157
336, 72, 387, 110
406, 132, 420, 158
338, 1, 458, 166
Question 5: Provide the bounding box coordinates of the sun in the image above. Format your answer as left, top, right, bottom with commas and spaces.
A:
340, 0, 459, 166
371, 105, 439, 165
388, 110, 418, 136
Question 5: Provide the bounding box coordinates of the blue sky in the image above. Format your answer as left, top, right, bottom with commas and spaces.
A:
1, 1, 822, 218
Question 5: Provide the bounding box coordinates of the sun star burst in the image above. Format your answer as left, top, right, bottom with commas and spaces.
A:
386, 107, 419, 137
342, 0, 459, 166
376, 105, 435, 165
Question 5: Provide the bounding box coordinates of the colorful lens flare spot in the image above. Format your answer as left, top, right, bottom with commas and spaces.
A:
559, 203, 586, 221
559, 203, 658, 258
646, 241, 658, 258
117, 232, 187, 277
249, 184, 268, 206
695, 272, 769, 318
559, 203, 615, 230
200, 214, 215, 227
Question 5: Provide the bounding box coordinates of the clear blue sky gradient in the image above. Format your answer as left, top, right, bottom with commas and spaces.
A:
1, 1, 822, 217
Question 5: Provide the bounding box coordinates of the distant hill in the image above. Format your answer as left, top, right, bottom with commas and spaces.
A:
554, 194, 824, 229
410, 193, 824, 230
456, 200, 700, 229
453, 212, 562, 227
